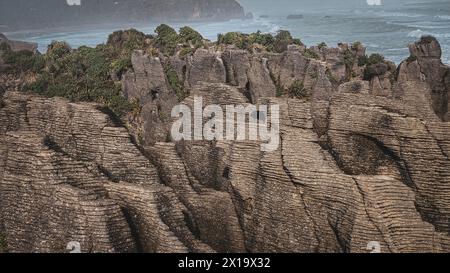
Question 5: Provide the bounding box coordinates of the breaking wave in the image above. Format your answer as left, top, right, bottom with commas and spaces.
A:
408, 29, 450, 39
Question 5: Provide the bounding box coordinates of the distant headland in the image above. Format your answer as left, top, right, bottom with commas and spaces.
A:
0, 0, 246, 31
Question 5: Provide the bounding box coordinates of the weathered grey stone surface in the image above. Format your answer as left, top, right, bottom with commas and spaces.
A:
122, 51, 179, 145
1, 37, 450, 253
187, 49, 227, 88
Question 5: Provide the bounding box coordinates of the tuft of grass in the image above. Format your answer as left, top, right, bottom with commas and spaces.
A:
288, 80, 309, 99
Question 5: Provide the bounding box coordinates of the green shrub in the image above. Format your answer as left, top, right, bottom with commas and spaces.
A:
318, 42, 327, 50
104, 29, 152, 76
2, 49, 45, 74
179, 26, 204, 48
106, 29, 150, 52
217, 32, 244, 45
420, 35, 435, 44
23, 46, 132, 116
0, 42, 11, 52
344, 50, 355, 69
217, 30, 301, 53
273, 30, 294, 53
179, 47, 194, 58
363, 63, 388, 80
155, 24, 179, 55
406, 55, 417, 63
303, 49, 320, 60
358, 53, 385, 67
250, 31, 275, 48
367, 53, 385, 65
351, 41, 362, 51
47, 41, 71, 60
164, 63, 186, 101
288, 80, 308, 99
110, 56, 132, 78
358, 55, 368, 66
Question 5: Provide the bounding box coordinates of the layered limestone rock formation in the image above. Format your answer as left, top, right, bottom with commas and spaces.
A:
1, 36, 450, 253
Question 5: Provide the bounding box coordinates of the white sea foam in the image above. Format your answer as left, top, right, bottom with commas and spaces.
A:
373, 11, 424, 18
435, 15, 450, 20
408, 29, 450, 39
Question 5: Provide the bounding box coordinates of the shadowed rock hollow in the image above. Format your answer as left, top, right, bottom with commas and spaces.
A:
1, 32, 450, 253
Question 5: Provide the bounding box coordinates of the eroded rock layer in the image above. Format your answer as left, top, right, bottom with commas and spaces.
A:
1, 36, 450, 253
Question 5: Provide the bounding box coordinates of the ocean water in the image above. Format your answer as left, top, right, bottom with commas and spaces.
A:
4, 0, 450, 64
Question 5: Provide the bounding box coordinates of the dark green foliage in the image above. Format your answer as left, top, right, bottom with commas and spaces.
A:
155, 24, 179, 55
47, 41, 71, 60
105, 29, 152, 76
303, 49, 320, 60
217, 32, 243, 45
110, 57, 132, 78
217, 32, 248, 49
344, 50, 355, 68
24, 46, 132, 116
250, 31, 275, 48
106, 29, 150, 52
288, 80, 308, 99
351, 41, 362, 51
273, 30, 295, 53
154, 25, 207, 56
217, 30, 301, 53
358, 55, 369, 67
367, 53, 385, 65
406, 55, 418, 63
420, 35, 436, 44
318, 42, 327, 49
164, 63, 186, 101
361, 53, 388, 80
179, 47, 194, 58
179, 26, 204, 48
2, 49, 45, 74
358, 53, 385, 67
0, 42, 11, 51
363, 63, 388, 80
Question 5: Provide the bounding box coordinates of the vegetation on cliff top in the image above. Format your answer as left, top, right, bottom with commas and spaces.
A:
155, 24, 204, 55
217, 30, 303, 53
0, 26, 205, 117
1, 25, 391, 117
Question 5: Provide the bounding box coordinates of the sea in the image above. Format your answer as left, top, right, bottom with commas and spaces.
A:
4, 0, 450, 64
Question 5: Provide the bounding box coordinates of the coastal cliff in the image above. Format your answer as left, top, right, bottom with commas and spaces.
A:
1, 28, 450, 253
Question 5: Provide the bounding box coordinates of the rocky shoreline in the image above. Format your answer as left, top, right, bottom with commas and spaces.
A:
1, 27, 450, 253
